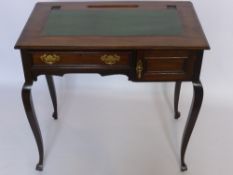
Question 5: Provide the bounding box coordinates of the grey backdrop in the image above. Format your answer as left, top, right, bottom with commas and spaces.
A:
0, 0, 233, 175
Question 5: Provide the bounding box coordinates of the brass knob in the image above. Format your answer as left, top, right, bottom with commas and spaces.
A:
40, 54, 60, 64
136, 59, 143, 79
100, 54, 120, 65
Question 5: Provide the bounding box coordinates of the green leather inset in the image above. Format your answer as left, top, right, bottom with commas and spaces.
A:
42, 9, 182, 36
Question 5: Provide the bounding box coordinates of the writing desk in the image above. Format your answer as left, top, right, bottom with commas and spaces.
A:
15, 1, 209, 171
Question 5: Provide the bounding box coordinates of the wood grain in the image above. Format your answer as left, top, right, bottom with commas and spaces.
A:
15, 1, 210, 50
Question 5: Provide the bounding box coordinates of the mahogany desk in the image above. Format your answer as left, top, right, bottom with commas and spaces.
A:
15, 1, 209, 171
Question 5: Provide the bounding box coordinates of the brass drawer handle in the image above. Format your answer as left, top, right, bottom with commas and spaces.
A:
100, 54, 120, 65
136, 59, 143, 79
40, 54, 60, 64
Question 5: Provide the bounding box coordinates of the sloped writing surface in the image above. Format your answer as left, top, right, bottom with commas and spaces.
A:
42, 9, 182, 36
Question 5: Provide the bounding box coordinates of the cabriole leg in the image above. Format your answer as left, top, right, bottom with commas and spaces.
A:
174, 81, 181, 119
45, 75, 58, 119
22, 83, 44, 171
180, 81, 203, 171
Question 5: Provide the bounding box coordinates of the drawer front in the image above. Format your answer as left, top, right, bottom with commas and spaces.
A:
137, 50, 196, 81
32, 51, 131, 67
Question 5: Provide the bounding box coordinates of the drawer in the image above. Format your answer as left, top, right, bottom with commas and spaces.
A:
137, 50, 197, 81
32, 51, 131, 67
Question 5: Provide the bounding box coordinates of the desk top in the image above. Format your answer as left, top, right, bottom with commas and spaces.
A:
42, 9, 182, 36
15, 1, 209, 50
